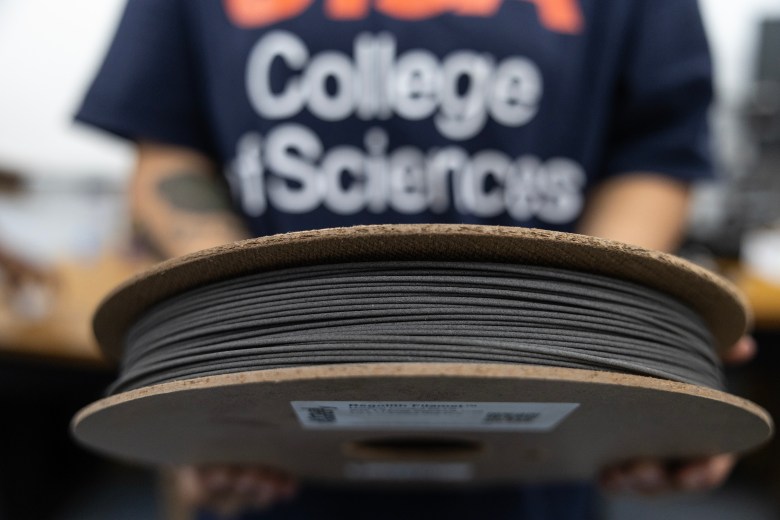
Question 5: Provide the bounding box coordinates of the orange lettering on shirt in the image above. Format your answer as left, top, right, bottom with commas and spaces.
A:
326, 0, 371, 19
224, 0, 582, 34
373, 0, 501, 20
224, 0, 313, 28
519, 0, 583, 34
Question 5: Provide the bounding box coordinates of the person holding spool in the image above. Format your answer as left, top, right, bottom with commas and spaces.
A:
75, 0, 757, 517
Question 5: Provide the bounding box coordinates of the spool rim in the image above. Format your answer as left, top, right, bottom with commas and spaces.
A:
72, 362, 774, 451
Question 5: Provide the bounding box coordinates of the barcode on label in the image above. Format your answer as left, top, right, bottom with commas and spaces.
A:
304, 406, 337, 423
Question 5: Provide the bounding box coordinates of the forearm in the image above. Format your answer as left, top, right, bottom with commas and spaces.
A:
132, 141, 251, 260
576, 173, 691, 254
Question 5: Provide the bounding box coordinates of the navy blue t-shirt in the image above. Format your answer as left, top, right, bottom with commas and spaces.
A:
76, 1, 713, 518
77, 0, 714, 238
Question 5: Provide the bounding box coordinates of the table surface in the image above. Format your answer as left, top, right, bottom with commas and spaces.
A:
720, 261, 780, 330
0, 251, 154, 365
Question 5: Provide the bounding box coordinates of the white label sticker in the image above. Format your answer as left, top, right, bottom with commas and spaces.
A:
344, 462, 474, 482
291, 401, 578, 431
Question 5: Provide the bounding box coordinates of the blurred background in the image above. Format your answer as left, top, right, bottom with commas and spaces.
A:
1, 0, 779, 518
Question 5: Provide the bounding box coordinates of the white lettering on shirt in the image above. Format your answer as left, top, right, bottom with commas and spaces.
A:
245, 30, 543, 140
228, 126, 586, 224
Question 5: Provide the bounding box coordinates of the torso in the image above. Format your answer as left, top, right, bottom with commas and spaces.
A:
184, 0, 632, 235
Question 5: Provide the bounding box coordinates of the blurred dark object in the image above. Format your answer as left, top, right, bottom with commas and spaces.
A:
726, 329, 780, 509
751, 19, 780, 147
0, 357, 115, 520
0, 169, 24, 193
741, 19, 780, 226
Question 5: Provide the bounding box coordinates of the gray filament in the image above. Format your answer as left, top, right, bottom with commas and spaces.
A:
112, 261, 724, 395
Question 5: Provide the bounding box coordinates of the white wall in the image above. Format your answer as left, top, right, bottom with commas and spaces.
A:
0, 0, 778, 182
0, 0, 133, 182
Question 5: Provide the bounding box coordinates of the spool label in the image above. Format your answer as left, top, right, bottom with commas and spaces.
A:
291, 401, 579, 431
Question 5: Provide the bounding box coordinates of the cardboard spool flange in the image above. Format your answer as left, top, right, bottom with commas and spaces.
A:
73, 225, 773, 484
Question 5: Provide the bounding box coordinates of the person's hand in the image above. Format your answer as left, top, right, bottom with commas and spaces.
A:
599, 336, 757, 495
176, 465, 298, 517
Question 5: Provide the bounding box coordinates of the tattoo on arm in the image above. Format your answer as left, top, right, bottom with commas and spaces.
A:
134, 170, 249, 259
157, 171, 234, 213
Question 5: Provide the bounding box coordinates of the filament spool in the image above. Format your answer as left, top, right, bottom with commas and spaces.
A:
73, 224, 773, 484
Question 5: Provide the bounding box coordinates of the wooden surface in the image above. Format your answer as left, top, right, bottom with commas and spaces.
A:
724, 263, 780, 329
72, 363, 773, 484
0, 251, 154, 364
